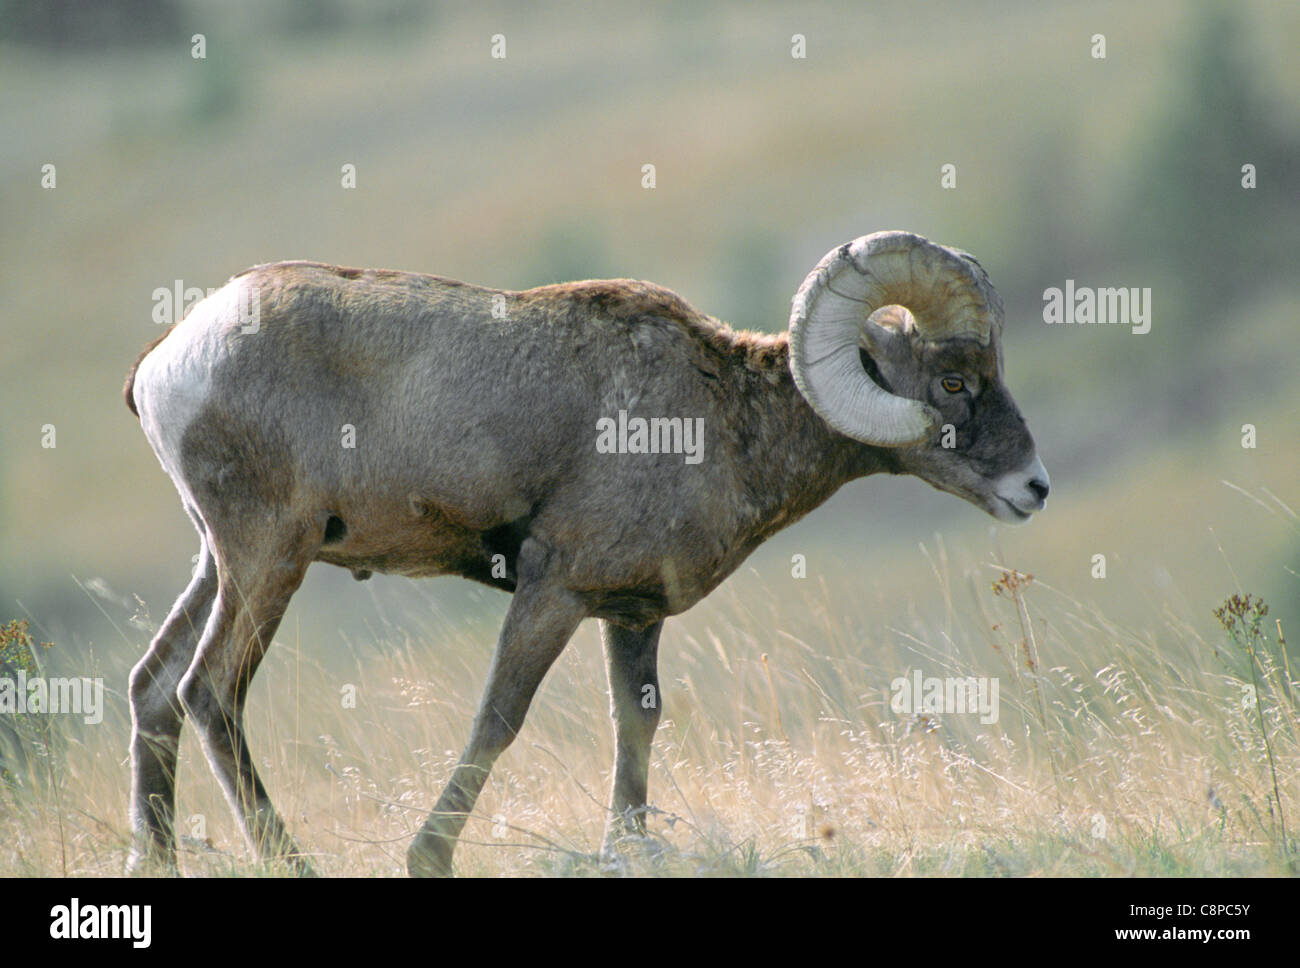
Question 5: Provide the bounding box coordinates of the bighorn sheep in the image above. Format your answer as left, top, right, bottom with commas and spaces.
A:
124, 231, 1048, 876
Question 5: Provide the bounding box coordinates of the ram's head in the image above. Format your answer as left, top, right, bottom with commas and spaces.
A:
789, 231, 1049, 523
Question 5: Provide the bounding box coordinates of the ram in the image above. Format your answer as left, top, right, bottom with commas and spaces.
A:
124, 231, 1048, 876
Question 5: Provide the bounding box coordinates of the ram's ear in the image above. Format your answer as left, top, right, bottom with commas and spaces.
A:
861, 305, 915, 362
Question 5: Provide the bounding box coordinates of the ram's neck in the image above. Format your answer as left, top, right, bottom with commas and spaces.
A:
717, 327, 900, 539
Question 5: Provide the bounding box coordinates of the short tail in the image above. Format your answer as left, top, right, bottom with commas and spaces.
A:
123, 325, 175, 418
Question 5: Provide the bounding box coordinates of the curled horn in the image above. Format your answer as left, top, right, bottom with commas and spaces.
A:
788, 231, 1003, 447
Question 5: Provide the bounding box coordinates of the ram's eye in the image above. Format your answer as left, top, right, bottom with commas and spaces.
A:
941, 376, 965, 394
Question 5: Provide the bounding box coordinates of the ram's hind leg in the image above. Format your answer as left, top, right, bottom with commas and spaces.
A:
128, 523, 217, 874
600, 619, 663, 854
177, 516, 320, 875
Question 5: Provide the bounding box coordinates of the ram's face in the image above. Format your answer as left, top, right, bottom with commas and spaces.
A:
862, 330, 1049, 524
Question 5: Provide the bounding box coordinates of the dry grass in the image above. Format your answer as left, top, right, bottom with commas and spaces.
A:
2, 530, 1295, 878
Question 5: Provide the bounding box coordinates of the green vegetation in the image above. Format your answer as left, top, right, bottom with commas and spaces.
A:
0, 619, 55, 788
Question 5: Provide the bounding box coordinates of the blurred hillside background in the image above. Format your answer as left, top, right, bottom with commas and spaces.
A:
0, 0, 1298, 873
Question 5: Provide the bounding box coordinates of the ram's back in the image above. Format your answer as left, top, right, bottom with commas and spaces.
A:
130, 261, 759, 589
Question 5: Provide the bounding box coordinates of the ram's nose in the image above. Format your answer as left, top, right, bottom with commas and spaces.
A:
1026, 468, 1050, 506
996, 455, 1050, 518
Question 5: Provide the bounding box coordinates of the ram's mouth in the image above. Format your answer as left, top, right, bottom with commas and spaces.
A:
996, 497, 1033, 523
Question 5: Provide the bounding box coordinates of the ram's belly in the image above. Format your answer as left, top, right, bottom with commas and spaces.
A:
311, 500, 520, 589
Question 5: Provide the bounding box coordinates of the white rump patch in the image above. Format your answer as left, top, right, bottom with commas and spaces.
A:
133, 280, 248, 487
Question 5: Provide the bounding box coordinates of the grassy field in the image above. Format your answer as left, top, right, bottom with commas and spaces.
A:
2, 521, 1296, 876
1, 0, 1297, 876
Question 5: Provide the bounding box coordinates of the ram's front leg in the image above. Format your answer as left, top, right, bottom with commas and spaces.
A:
600, 619, 663, 853
407, 540, 585, 877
